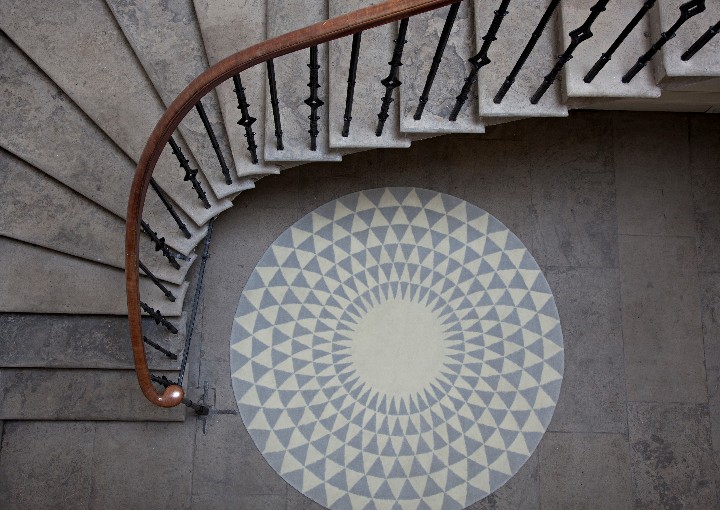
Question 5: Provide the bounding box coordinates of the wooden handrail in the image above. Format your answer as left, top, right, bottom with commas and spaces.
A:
126, 0, 457, 407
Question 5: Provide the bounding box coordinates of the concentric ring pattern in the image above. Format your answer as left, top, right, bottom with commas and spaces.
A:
231, 188, 564, 510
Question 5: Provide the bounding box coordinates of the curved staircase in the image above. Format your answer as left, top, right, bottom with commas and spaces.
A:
0, 0, 718, 421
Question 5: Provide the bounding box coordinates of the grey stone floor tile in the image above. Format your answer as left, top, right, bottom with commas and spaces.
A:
0, 422, 95, 510
539, 432, 633, 510
90, 422, 195, 510
628, 403, 718, 509
192, 414, 287, 497
613, 113, 694, 237
701, 272, 720, 500
192, 493, 286, 509
235, 171, 302, 212
619, 235, 707, 403
286, 485, 327, 509
466, 451, 539, 510
297, 157, 378, 214
690, 115, 720, 273
546, 268, 627, 433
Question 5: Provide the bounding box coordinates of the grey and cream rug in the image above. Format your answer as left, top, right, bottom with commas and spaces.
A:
231, 188, 564, 509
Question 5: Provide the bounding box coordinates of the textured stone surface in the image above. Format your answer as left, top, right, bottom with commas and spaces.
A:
106, 0, 256, 200
328, 1, 412, 149
477, 0, 568, 118
264, 0, 342, 163
0, 33, 204, 256
0, 422, 95, 510
0, 369, 185, 420
400, 2, 486, 134
0, 148, 192, 285
690, 114, 720, 272
620, 234, 707, 402
0, 313, 184, 370
0, 237, 187, 316
701, 273, 720, 498
0, 0, 231, 226
540, 433, 633, 509
628, 403, 718, 508
562, 0, 661, 103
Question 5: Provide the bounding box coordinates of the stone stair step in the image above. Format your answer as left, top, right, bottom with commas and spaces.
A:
0, 32, 205, 257
0, 149, 192, 286
263, 0, 342, 163
0, 0, 231, 227
650, 0, 720, 89
476, 0, 567, 118
561, 0, 661, 107
0, 237, 187, 316
400, 2, 486, 134
0, 369, 185, 421
106, 0, 256, 201
0, 313, 184, 371
328, 1, 412, 149
193, 0, 282, 180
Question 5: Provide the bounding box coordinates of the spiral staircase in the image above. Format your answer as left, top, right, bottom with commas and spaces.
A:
0, 0, 718, 421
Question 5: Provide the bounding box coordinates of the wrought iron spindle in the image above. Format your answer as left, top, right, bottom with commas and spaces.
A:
531, 0, 609, 104
139, 261, 176, 302
143, 336, 178, 360
342, 32, 363, 137
148, 178, 191, 239
168, 136, 211, 209
195, 101, 232, 184
494, 0, 560, 104
231, 75, 259, 164
377, 18, 410, 136
682, 18, 719, 61
266, 59, 284, 150
151, 374, 209, 415
414, 2, 461, 120
140, 220, 180, 269
584, 0, 656, 83
623, 0, 706, 83
305, 46, 324, 151
450, 0, 511, 120
140, 302, 179, 334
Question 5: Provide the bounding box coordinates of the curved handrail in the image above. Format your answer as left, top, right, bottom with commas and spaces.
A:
126, 0, 457, 407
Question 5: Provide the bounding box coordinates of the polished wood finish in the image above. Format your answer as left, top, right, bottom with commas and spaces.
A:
126, 0, 457, 407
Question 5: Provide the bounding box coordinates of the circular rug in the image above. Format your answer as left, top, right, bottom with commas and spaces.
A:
231, 188, 564, 510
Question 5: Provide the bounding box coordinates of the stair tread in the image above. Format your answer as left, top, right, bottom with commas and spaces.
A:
562, 0, 661, 103
193, 0, 281, 180
400, 2, 486, 134
0, 33, 205, 257
107, 0, 256, 201
0, 369, 185, 421
0, 313, 184, 371
0, 148, 192, 286
0, 0, 230, 227
476, 0, 567, 118
0, 237, 187, 316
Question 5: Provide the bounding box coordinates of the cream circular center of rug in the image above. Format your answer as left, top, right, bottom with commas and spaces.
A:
349, 298, 447, 396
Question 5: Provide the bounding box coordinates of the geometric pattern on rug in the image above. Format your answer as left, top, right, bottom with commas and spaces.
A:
231, 188, 564, 509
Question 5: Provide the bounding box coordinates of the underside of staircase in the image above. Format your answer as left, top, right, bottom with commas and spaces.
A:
0, 0, 719, 422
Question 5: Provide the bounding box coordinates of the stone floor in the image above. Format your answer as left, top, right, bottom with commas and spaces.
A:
1, 111, 719, 509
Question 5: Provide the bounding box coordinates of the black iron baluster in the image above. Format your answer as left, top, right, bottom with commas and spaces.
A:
377, 18, 410, 136
151, 374, 209, 415
342, 32, 363, 137
494, 0, 560, 104
143, 336, 178, 360
148, 178, 191, 239
139, 260, 176, 302
305, 46, 324, 151
195, 101, 232, 184
682, 18, 719, 60
140, 220, 180, 270
584, 0, 657, 83
231, 75, 259, 164
266, 59, 284, 150
414, 2, 461, 120
168, 136, 211, 209
623, 0, 706, 83
140, 302, 179, 334
450, 0, 511, 120
531, 0, 609, 104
